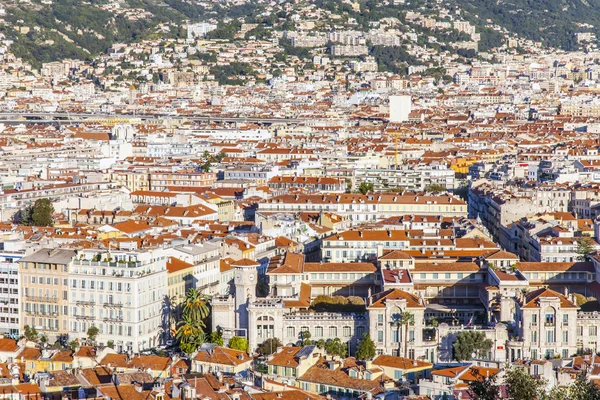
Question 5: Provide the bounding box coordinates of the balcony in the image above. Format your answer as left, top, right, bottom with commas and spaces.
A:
73, 314, 95, 320
25, 296, 58, 303
76, 301, 95, 307
25, 310, 58, 317
104, 316, 123, 323
103, 302, 123, 308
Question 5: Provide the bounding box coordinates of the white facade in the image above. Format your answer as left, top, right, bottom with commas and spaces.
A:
389, 95, 411, 122
68, 249, 167, 353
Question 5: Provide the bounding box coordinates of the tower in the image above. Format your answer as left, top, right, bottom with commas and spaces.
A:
232, 259, 259, 336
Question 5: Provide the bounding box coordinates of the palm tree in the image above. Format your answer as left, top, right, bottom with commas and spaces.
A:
183, 288, 210, 323
176, 314, 206, 344
399, 311, 415, 359
429, 317, 439, 363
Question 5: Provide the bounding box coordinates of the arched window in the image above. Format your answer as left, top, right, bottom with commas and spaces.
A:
287, 326, 295, 339
329, 326, 337, 337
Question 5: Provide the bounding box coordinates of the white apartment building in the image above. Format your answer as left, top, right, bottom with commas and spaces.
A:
0, 250, 21, 336
165, 243, 222, 294
68, 249, 167, 353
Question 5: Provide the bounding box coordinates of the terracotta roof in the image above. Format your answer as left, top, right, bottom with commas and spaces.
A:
167, 257, 193, 273
484, 250, 519, 260
368, 288, 423, 309
413, 262, 480, 272
517, 262, 594, 272
372, 355, 433, 371
231, 258, 260, 267
99, 353, 128, 367
379, 250, 413, 260
284, 283, 312, 308
304, 262, 376, 272
522, 288, 578, 309
112, 220, 152, 234
0, 338, 19, 352
266, 347, 303, 368
299, 358, 385, 394
194, 347, 252, 366
18, 347, 41, 360
128, 355, 171, 371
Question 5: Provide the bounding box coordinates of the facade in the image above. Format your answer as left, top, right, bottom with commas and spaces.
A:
68, 249, 167, 352
19, 249, 75, 339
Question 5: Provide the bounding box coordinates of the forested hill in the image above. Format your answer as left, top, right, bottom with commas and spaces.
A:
1, 0, 262, 67
3, 0, 600, 67
457, 0, 600, 50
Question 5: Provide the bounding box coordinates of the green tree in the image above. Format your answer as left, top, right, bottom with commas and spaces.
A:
355, 333, 376, 360
540, 386, 568, 400
577, 237, 597, 261
505, 366, 547, 400
358, 182, 374, 195
467, 369, 500, 400
257, 338, 282, 356
228, 336, 249, 352
425, 183, 447, 193
107, 340, 115, 349
180, 341, 197, 355
68, 340, 78, 352
300, 330, 312, 346
208, 331, 224, 346
31, 198, 54, 226
15, 206, 32, 225
568, 372, 600, 400
87, 326, 99, 343
23, 325, 38, 342
324, 338, 348, 358
453, 331, 493, 362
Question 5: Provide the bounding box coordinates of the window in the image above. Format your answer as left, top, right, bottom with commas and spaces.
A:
377, 330, 383, 342
532, 314, 538, 325
432, 273, 438, 279
546, 330, 555, 343
378, 314, 384, 324
563, 331, 569, 343
545, 313, 554, 325
445, 273, 451, 279
315, 326, 323, 337
287, 326, 295, 338
343, 326, 351, 337
563, 314, 569, 325
590, 326, 597, 336
532, 331, 537, 343
329, 326, 337, 337
356, 326, 365, 338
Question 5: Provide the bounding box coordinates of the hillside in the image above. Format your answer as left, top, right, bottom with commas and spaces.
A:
458, 0, 600, 50
0, 0, 264, 67
3, 0, 600, 68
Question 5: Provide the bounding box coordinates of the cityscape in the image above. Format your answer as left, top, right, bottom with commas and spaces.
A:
2, 0, 600, 398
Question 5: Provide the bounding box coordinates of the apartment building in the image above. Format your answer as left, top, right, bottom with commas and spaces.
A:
0, 250, 22, 336
260, 194, 467, 224
19, 249, 75, 339
149, 170, 217, 191
68, 249, 167, 352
